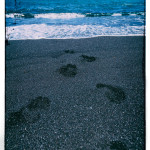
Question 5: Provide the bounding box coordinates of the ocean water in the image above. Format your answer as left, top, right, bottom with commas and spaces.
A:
6, 0, 145, 39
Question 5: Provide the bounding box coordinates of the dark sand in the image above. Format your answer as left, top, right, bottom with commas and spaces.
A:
5, 36, 145, 150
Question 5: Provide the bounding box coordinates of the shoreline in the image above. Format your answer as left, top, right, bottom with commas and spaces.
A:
7, 34, 145, 41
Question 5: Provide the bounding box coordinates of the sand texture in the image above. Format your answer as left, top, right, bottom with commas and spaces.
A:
5, 36, 145, 150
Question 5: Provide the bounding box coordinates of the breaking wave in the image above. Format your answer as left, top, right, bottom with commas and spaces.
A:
6, 24, 145, 40
6, 12, 145, 19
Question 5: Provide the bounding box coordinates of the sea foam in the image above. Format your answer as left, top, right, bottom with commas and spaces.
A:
6, 12, 145, 19
6, 13, 85, 19
6, 24, 145, 40
35, 13, 85, 19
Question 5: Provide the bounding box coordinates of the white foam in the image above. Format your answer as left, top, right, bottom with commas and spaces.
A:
6, 13, 85, 19
6, 13, 24, 18
6, 12, 145, 19
35, 13, 85, 19
130, 14, 137, 16
6, 24, 145, 40
130, 12, 145, 16
112, 13, 122, 16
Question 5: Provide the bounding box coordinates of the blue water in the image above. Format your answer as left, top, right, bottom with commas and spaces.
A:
6, 0, 145, 39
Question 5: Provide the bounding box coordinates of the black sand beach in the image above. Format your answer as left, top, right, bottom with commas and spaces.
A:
5, 36, 145, 149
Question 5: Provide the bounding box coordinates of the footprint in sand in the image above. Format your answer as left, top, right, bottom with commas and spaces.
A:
80, 55, 96, 62
96, 83, 125, 103
6, 96, 51, 128
58, 64, 77, 77
109, 140, 128, 150
64, 50, 75, 54
27, 96, 51, 110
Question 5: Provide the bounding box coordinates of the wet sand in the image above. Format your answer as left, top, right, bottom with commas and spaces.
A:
5, 36, 145, 149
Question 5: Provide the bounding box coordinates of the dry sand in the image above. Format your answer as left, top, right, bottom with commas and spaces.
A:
5, 36, 145, 150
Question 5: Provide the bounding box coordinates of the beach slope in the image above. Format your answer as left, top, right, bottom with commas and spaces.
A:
5, 36, 145, 149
